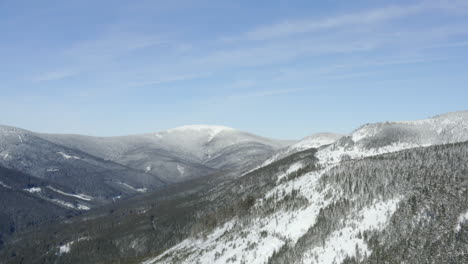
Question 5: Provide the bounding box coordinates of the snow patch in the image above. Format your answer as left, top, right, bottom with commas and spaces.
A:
0, 181, 12, 189
24, 187, 41, 193
57, 152, 81, 160
51, 199, 77, 209
145, 165, 152, 172
2, 152, 9, 160
58, 237, 89, 255
142, 220, 286, 264
50, 199, 90, 211
47, 186, 93, 201
455, 210, 468, 232
119, 182, 147, 193
77, 204, 91, 210
59, 242, 72, 255
351, 125, 378, 142
177, 164, 185, 175
47, 168, 60, 172
302, 198, 401, 264
276, 162, 304, 183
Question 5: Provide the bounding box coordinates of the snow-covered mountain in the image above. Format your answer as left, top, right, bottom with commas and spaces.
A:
38, 125, 293, 182
3, 111, 468, 264
0, 124, 294, 246
0, 124, 293, 204
136, 111, 468, 264
317, 111, 468, 164
0, 125, 165, 203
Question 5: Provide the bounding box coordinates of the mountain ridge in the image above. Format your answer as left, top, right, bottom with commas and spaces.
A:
35, 124, 294, 182
1, 110, 468, 264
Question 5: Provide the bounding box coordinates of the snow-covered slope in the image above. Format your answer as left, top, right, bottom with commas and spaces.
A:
0, 125, 165, 202
4, 111, 468, 264
140, 138, 468, 264
317, 111, 468, 164
291, 133, 344, 150
151, 125, 292, 161
37, 125, 294, 182
262, 133, 343, 166
137, 111, 468, 264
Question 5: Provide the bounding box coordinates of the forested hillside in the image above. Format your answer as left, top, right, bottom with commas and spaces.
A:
2, 142, 468, 263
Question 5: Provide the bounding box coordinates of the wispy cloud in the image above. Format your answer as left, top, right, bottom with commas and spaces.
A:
25, 0, 468, 96
224, 87, 307, 100
32, 69, 79, 82
222, 1, 464, 43
127, 72, 210, 87
188, 38, 375, 70
31, 31, 164, 83
65, 32, 163, 62
429, 40, 468, 48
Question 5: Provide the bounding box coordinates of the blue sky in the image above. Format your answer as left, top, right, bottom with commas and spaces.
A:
1, 0, 468, 139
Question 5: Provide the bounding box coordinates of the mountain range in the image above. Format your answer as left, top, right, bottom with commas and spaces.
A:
1, 111, 468, 264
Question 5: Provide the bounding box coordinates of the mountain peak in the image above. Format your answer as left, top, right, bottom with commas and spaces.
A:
166, 125, 235, 134
317, 110, 468, 165
293, 132, 344, 150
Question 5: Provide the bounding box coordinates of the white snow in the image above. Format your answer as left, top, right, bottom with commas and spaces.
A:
145, 165, 152, 172
24, 187, 41, 193
316, 141, 425, 166
50, 199, 90, 211
167, 125, 235, 142
2, 152, 9, 160
261, 167, 340, 243
0, 181, 12, 189
168, 125, 234, 134
177, 164, 185, 175
51, 199, 77, 209
302, 198, 401, 264
47, 168, 60, 172
58, 237, 89, 255
351, 125, 379, 142
142, 220, 286, 264
57, 152, 81, 160
47, 186, 93, 201
275, 162, 304, 183
119, 182, 147, 193
145, 157, 402, 264
455, 210, 468, 232
136, 187, 148, 193
313, 111, 468, 166
145, 166, 335, 264
261, 133, 342, 167
59, 242, 72, 255
126, 112, 468, 263
17, 134, 23, 143
292, 134, 342, 150
77, 204, 91, 210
